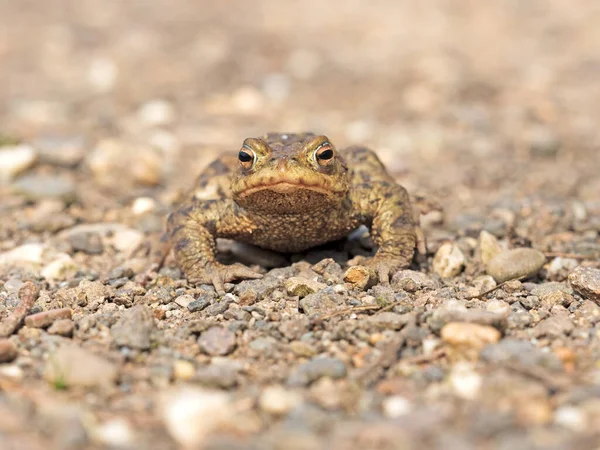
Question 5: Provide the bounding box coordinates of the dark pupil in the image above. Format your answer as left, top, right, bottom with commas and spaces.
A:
317, 148, 334, 160
238, 151, 253, 163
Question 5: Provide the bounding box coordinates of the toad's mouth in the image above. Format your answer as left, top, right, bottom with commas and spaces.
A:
238, 181, 333, 198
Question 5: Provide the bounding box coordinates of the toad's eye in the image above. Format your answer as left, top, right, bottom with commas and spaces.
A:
238, 145, 256, 169
315, 142, 334, 165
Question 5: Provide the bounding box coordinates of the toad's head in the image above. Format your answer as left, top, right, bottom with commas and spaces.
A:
231, 133, 349, 214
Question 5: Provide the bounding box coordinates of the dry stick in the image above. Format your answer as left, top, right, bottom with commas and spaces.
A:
466, 275, 525, 300
544, 252, 596, 260
0, 281, 39, 338
310, 301, 403, 327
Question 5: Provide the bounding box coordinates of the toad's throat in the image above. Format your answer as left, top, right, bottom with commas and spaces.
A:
238, 181, 333, 198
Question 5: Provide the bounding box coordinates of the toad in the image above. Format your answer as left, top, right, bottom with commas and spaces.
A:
165, 133, 425, 293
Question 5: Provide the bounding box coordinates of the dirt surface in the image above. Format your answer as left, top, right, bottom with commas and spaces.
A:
1, 1, 600, 449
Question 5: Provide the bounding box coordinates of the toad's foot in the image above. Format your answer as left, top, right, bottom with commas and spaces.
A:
365, 256, 407, 285
186, 262, 263, 295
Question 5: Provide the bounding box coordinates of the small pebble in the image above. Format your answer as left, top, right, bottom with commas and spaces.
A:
441, 322, 501, 349
288, 357, 347, 386
449, 362, 482, 399
48, 319, 75, 337
485, 300, 511, 317
569, 266, 600, 302
41, 254, 79, 281
284, 277, 326, 298
93, 419, 135, 447
554, 406, 587, 431
111, 305, 154, 350
382, 395, 412, 418
188, 298, 210, 312
137, 99, 175, 126
67, 232, 104, 255
0, 243, 44, 265
12, 174, 76, 202
299, 289, 345, 315
259, 385, 302, 415
161, 388, 233, 448
0, 339, 17, 363
132, 197, 157, 215
392, 270, 439, 291
174, 295, 194, 308
486, 248, 546, 283
198, 326, 236, 356
478, 230, 503, 264
34, 135, 86, 167
0, 144, 37, 180
343, 266, 377, 290
45, 344, 118, 388
433, 242, 465, 278
25, 308, 72, 328
173, 360, 195, 381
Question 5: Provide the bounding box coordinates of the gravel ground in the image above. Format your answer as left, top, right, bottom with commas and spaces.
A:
1, 1, 600, 449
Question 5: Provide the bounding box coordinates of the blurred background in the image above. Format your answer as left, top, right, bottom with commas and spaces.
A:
1, 0, 599, 232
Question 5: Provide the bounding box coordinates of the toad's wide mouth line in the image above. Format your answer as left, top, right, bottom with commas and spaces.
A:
238, 181, 333, 197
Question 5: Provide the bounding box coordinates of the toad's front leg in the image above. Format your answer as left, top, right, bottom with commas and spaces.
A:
356, 184, 418, 283
167, 200, 262, 295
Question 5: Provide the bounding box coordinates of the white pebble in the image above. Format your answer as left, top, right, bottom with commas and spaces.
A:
93, 418, 135, 447
41, 254, 78, 281
449, 362, 481, 400
231, 86, 264, 114
0, 243, 45, 265
137, 99, 175, 126
259, 385, 301, 415
0, 144, 37, 180
112, 228, 144, 253
485, 300, 511, 317
382, 395, 412, 418
422, 337, 441, 355
0, 364, 24, 381
88, 57, 118, 92
554, 405, 587, 431
262, 73, 291, 103
161, 388, 233, 448
131, 197, 157, 215
433, 242, 465, 278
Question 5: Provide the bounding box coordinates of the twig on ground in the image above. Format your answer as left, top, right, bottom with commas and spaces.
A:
466, 276, 525, 300
544, 252, 596, 260
310, 301, 402, 327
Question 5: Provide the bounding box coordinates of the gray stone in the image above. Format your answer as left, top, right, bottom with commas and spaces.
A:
530, 282, 573, 297
67, 231, 104, 255
367, 312, 414, 330
288, 357, 347, 386
111, 305, 154, 350
198, 326, 236, 356
392, 270, 439, 292
188, 297, 210, 313
533, 312, 574, 338
486, 248, 546, 283
299, 288, 345, 316
481, 339, 562, 371
193, 364, 239, 388
34, 135, 86, 167
12, 174, 76, 202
